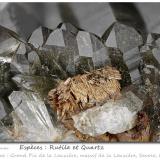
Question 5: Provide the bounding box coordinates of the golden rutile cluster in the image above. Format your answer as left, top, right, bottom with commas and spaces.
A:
48, 66, 150, 142
48, 66, 121, 121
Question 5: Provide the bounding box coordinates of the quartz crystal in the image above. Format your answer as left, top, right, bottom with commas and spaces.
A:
8, 91, 59, 141
0, 25, 20, 55
102, 22, 143, 53
27, 51, 41, 65
102, 22, 143, 84
28, 26, 53, 48
0, 20, 159, 142
46, 29, 65, 47
0, 99, 11, 120
28, 26, 44, 48
39, 23, 110, 78
72, 91, 143, 136
139, 37, 160, 141
146, 33, 160, 46
59, 22, 78, 34
12, 74, 36, 91
152, 48, 160, 65
108, 48, 131, 87
10, 42, 30, 74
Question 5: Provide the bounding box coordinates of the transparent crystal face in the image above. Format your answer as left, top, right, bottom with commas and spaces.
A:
0, 21, 159, 142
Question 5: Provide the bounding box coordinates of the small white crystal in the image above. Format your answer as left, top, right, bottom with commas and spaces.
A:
72, 91, 143, 136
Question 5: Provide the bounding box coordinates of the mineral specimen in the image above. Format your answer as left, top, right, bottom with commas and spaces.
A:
152, 48, 160, 65
72, 91, 143, 136
48, 66, 121, 122
73, 111, 150, 142
0, 99, 11, 120
0, 20, 158, 142
28, 26, 44, 48
48, 62, 151, 142
102, 22, 143, 84
12, 74, 36, 91
38, 23, 111, 79
58, 22, 78, 34
0, 25, 20, 55
8, 91, 59, 141
102, 22, 143, 53
146, 33, 160, 47
108, 48, 131, 87
46, 29, 65, 47
116, 112, 150, 142
122, 47, 142, 84
10, 42, 30, 74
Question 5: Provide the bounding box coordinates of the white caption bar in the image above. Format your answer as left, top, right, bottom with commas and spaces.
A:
0, 143, 159, 160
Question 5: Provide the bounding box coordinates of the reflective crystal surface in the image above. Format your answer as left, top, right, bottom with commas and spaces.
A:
10, 41, 30, 74
0, 19, 160, 142
28, 26, 53, 48
12, 74, 36, 91
0, 25, 20, 56
58, 22, 79, 34
102, 22, 143, 53
102, 22, 143, 84
123, 47, 142, 84
0, 99, 11, 120
72, 91, 143, 136
139, 37, 160, 141
37, 23, 111, 78
8, 91, 58, 141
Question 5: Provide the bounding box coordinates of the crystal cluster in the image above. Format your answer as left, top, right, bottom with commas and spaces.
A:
48, 66, 121, 122
39, 23, 111, 78
102, 22, 143, 84
0, 20, 159, 142
72, 91, 143, 136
